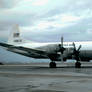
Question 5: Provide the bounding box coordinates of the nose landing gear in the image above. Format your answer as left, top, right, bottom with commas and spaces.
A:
75, 61, 81, 68
49, 62, 56, 68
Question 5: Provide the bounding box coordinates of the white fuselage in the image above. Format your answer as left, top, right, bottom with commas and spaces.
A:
15, 41, 92, 51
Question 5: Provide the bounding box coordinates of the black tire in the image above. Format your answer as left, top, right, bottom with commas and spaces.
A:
75, 61, 81, 68
49, 62, 56, 68
0, 62, 4, 65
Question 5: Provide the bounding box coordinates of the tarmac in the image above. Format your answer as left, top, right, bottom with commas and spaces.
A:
0, 62, 92, 92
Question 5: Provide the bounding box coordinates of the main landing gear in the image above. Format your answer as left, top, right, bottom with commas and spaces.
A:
49, 62, 56, 68
49, 61, 81, 68
75, 61, 81, 68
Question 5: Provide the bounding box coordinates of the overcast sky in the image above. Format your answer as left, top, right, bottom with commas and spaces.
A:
0, 0, 92, 63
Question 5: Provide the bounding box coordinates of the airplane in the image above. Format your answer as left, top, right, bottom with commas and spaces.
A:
0, 25, 92, 68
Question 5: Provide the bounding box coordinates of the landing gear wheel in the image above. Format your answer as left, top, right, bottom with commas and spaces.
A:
49, 62, 56, 68
75, 61, 81, 68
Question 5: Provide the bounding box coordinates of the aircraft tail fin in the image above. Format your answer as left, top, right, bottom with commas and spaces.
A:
8, 24, 26, 45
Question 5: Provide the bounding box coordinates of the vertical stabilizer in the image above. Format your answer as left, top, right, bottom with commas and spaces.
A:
8, 24, 23, 45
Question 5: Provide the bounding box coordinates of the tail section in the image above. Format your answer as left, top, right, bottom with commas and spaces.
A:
8, 24, 24, 45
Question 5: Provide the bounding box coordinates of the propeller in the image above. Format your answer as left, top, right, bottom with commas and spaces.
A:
59, 36, 65, 62
72, 42, 82, 61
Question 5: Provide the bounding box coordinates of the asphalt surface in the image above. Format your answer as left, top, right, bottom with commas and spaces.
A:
0, 62, 92, 92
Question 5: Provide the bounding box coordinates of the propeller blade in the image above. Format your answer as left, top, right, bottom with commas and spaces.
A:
61, 36, 63, 47
58, 36, 65, 62
72, 42, 76, 50
72, 42, 82, 61
77, 45, 81, 51
61, 53, 63, 62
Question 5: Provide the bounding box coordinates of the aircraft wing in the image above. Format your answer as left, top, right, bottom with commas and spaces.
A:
0, 42, 48, 58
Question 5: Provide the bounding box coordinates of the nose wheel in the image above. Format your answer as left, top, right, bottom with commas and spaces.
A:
49, 62, 56, 68
75, 61, 81, 68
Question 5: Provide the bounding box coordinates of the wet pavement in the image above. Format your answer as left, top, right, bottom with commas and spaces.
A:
0, 63, 92, 92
